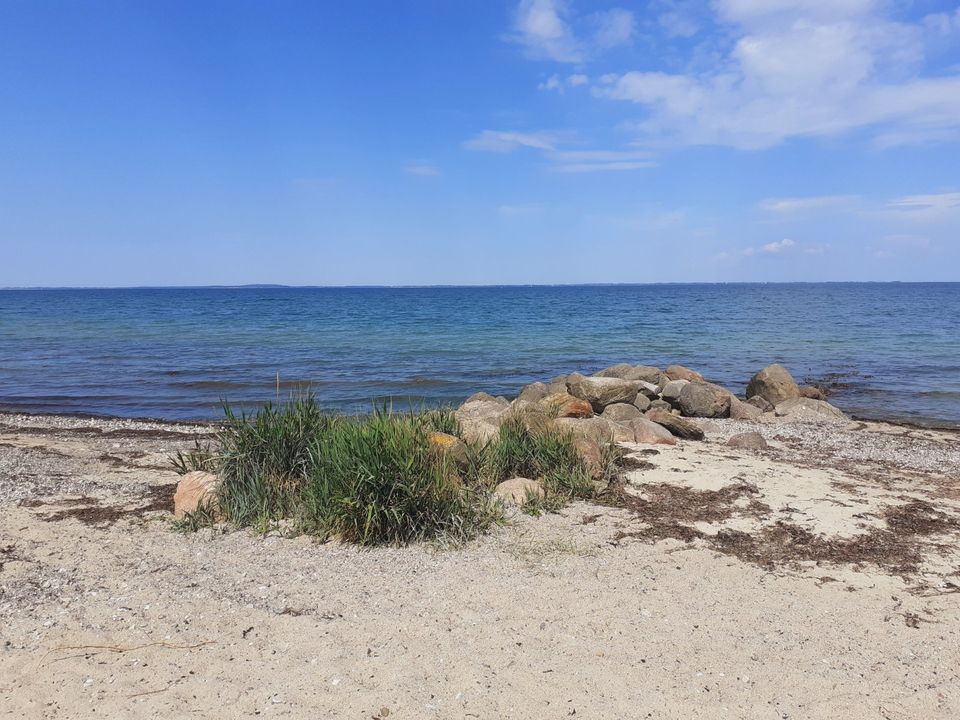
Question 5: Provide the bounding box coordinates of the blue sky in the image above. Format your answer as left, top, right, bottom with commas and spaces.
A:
2, 0, 959, 286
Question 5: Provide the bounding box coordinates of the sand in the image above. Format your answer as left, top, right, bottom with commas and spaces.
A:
1, 411, 959, 719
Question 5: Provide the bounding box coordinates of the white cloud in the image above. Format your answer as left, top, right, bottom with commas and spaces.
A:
658, 11, 699, 38
740, 238, 796, 256
463, 130, 559, 152
538, 74, 564, 91
509, 0, 583, 62
593, 2, 960, 149
403, 162, 440, 177
589, 8, 635, 49
884, 192, 960, 220
539, 73, 590, 93
761, 238, 795, 253
508, 1, 634, 63
465, 131, 656, 172
546, 149, 656, 172
759, 195, 856, 213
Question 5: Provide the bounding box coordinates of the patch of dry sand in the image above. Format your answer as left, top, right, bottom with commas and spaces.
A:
1, 413, 959, 719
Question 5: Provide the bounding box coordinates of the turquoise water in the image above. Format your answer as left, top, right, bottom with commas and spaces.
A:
0, 284, 958, 426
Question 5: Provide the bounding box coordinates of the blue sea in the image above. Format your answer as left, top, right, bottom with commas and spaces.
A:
0, 284, 958, 427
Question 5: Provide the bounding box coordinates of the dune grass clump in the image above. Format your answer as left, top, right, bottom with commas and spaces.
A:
174, 396, 625, 544
486, 415, 596, 500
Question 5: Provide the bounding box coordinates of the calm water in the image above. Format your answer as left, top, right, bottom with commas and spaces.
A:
0, 284, 958, 426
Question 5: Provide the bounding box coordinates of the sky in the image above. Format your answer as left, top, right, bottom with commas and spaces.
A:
2, 0, 959, 286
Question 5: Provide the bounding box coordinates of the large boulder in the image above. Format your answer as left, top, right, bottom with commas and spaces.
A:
514, 382, 550, 407
677, 382, 732, 418
746, 364, 801, 406
174, 471, 219, 519
660, 379, 689, 405
494, 478, 544, 506
601, 403, 643, 423
623, 417, 677, 445
594, 363, 664, 385
554, 416, 634, 444
538, 392, 594, 418
665, 364, 704, 383
644, 409, 705, 440
566, 373, 640, 413
455, 393, 511, 444
774, 397, 847, 422
729, 397, 763, 421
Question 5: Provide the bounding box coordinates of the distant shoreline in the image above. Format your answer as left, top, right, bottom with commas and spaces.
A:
2, 280, 958, 291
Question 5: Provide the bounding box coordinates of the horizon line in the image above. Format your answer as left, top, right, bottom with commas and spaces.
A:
1, 280, 956, 291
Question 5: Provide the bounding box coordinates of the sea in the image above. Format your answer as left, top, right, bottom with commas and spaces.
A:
0, 284, 958, 427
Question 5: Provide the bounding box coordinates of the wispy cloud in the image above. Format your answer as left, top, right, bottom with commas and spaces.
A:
508, 0, 634, 63
403, 162, 441, 177
739, 238, 796, 257
463, 130, 559, 152
546, 149, 657, 172
539, 73, 590, 92
884, 192, 960, 220
758, 195, 857, 213
465, 132, 656, 172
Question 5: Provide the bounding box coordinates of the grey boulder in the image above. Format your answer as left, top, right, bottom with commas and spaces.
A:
677, 382, 732, 418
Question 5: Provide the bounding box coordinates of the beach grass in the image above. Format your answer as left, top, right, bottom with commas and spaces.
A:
174, 396, 620, 544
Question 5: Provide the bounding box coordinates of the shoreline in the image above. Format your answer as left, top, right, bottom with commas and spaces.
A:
3, 403, 960, 434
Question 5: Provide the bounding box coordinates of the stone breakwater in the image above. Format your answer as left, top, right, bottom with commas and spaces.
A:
454, 361, 846, 448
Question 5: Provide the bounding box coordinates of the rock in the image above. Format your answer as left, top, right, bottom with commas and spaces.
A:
623, 417, 677, 445
649, 399, 672, 411
636, 381, 660, 399
774, 397, 847, 422
746, 364, 801, 406
515, 382, 549, 406
799, 385, 827, 401
729, 397, 763, 421
554, 416, 634, 444
601, 403, 643, 423
677, 382, 732, 418
427, 431, 470, 468
594, 363, 663, 384
592, 363, 635, 379
660, 379, 689, 404
665, 364, 704, 382
538, 392, 594, 418
455, 394, 511, 444
174, 471, 219, 519
727, 432, 768, 450
566, 373, 640, 413
746, 395, 774, 412
572, 437, 604, 480
644, 409, 705, 440
493, 478, 544, 506
546, 374, 569, 394
517, 409, 554, 434
632, 394, 652, 413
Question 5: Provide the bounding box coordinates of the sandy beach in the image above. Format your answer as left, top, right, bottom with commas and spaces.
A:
1, 410, 959, 719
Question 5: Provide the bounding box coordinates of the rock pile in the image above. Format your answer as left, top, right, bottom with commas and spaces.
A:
455, 361, 847, 450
